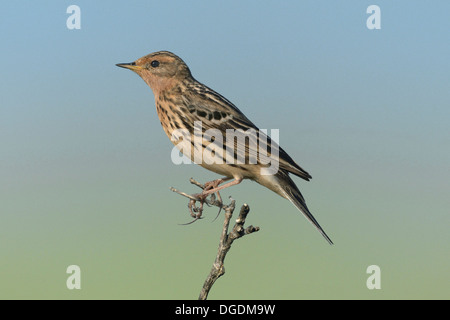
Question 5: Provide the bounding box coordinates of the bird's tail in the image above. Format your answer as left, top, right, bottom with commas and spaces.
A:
277, 174, 333, 245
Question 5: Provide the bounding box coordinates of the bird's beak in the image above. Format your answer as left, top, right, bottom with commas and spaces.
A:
116, 62, 142, 71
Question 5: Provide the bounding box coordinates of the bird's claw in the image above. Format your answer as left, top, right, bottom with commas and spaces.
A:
179, 215, 203, 225
183, 192, 207, 224
211, 206, 223, 222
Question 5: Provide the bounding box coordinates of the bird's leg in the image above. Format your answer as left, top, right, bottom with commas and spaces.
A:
202, 177, 230, 192
194, 177, 237, 203
201, 178, 242, 197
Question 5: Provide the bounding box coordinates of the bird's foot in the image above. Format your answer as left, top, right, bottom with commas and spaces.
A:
180, 198, 204, 225
181, 178, 225, 225
200, 179, 224, 221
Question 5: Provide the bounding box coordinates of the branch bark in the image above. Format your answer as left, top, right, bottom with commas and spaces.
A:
170, 178, 260, 300
198, 201, 259, 300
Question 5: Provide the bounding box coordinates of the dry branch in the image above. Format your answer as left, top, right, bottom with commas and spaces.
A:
170, 178, 260, 300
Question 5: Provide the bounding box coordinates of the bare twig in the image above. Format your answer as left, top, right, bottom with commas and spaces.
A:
170, 178, 260, 300
198, 202, 259, 300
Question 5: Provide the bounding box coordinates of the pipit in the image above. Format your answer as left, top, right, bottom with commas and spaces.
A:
116, 51, 333, 244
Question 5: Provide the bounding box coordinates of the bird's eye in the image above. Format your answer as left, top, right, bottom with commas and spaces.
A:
150, 60, 160, 68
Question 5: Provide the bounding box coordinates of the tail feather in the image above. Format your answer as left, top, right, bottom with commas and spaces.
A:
279, 175, 333, 245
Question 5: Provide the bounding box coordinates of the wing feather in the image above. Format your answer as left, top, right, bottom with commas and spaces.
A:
184, 81, 312, 181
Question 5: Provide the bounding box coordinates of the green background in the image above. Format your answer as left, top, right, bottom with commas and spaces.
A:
1, 1, 449, 299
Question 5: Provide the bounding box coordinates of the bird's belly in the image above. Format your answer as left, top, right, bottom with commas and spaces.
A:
198, 162, 254, 180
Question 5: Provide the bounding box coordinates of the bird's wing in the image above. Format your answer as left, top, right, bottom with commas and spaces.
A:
186, 82, 312, 181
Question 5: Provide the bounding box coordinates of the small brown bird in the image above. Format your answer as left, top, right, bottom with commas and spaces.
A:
116, 51, 333, 244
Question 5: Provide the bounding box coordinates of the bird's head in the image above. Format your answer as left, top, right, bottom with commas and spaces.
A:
116, 51, 192, 95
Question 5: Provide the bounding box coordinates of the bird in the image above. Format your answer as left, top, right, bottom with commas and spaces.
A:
116, 51, 333, 245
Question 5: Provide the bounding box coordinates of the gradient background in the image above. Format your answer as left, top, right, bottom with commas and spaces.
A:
1, 1, 449, 299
